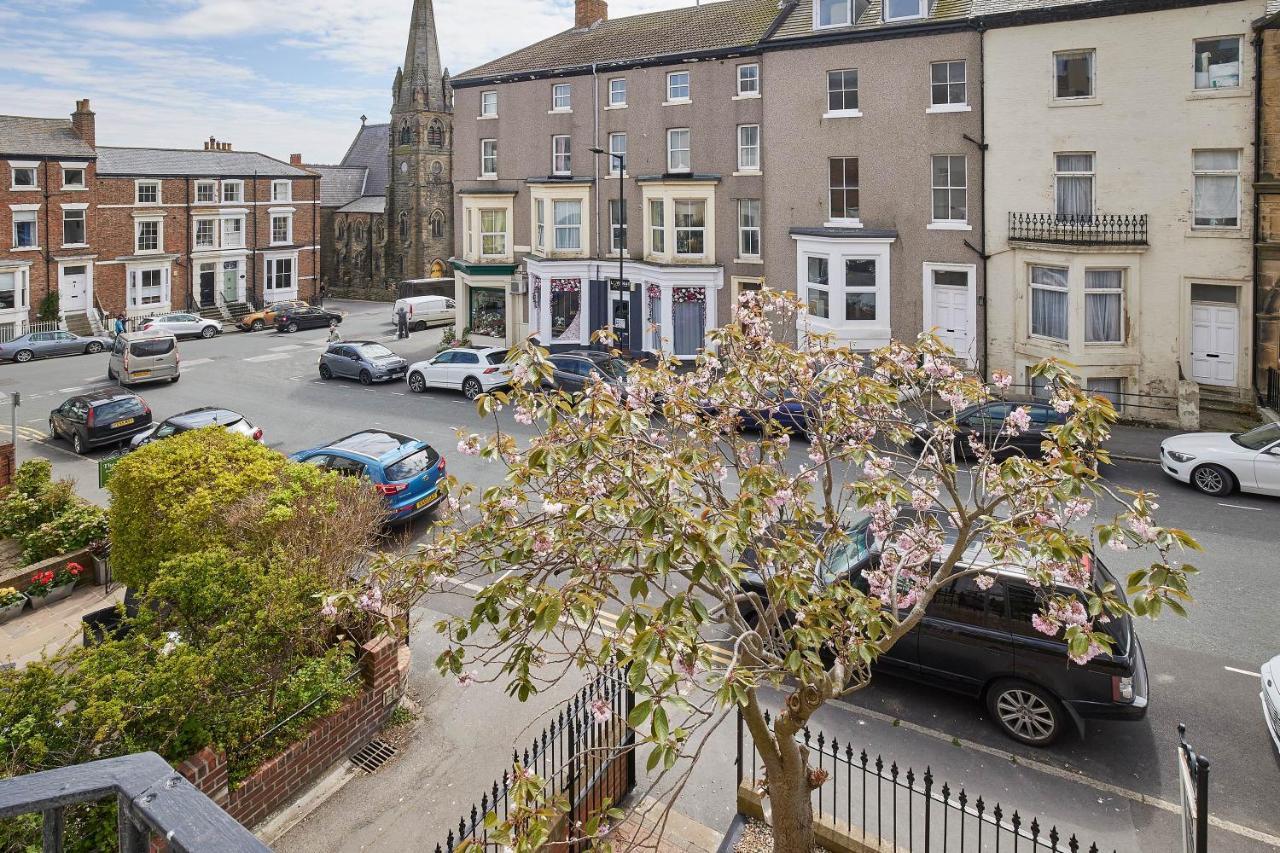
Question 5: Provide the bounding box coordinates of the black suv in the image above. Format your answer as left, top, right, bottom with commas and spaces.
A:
739, 516, 1148, 746
276, 306, 344, 333
544, 351, 629, 395
49, 389, 153, 455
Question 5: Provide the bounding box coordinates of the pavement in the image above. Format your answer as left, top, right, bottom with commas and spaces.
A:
2, 298, 1278, 851
0, 583, 124, 669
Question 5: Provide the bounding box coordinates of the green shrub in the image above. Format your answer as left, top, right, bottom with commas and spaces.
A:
0, 459, 98, 563
10, 458, 52, 498
19, 502, 109, 564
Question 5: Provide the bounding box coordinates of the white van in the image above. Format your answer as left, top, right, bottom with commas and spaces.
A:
108, 330, 180, 386
392, 295, 456, 332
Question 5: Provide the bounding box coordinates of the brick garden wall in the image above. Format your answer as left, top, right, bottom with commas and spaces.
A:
158, 635, 408, 845
0, 443, 14, 490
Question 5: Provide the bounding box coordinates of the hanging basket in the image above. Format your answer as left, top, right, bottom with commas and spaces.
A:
551, 278, 581, 293
673, 287, 705, 304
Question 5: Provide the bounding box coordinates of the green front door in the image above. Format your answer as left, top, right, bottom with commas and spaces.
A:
222, 262, 239, 302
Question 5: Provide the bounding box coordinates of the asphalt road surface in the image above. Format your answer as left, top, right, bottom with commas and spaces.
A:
2, 299, 1277, 850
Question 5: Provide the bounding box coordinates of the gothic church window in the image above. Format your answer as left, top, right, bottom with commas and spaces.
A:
399, 212, 410, 242
374, 218, 386, 243
428, 120, 444, 148
431, 161, 443, 178
430, 210, 445, 239
399, 121, 413, 145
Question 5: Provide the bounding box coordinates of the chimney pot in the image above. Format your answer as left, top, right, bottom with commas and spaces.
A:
575, 0, 607, 27
289, 153, 303, 165
70, 98, 96, 148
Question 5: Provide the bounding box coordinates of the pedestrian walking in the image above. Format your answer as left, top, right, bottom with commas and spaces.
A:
327, 320, 341, 343
316, 284, 326, 308
113, 314, 126, 337
395, 304, 409, 339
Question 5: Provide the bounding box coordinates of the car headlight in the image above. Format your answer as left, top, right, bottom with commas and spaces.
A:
1166, 450, 1196, 464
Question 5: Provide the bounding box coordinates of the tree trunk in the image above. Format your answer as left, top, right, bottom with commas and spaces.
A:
768, 746, 817, 853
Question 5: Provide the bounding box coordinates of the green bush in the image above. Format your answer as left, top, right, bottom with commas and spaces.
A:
20, 502, 109, 564
0, 459, 102, 564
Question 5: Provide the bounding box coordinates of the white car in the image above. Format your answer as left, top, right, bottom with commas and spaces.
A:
405, 347, 512, 400
142, 312, 222, 339
1263, 654, 1280, 755
1158, 422, 1280, 497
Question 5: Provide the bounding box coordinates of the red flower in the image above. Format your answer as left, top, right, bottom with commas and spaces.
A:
67, 562, 84, 576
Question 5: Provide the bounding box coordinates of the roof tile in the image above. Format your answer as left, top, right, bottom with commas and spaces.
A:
95, 147, 311, 177
0, 115, 96, 158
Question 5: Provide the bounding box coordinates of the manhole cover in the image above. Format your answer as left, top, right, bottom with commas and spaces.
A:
350, 738, 397, 774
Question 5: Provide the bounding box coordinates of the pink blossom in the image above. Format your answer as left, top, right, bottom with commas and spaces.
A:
1004, 407, 1032, 436
1107, 538, 1129, 552
532, 531, 555, 555
974, 573, 995, 590
1069, 639, 1105, 666
675, 654, 698, 680
499, 495, 520, 510
766, 488, 793, 509
1031, 613, 1059, 636
808, 447, 826, 465
940, 389, 970, 409
991, 370, 1013, 390
910, 490, 933, 511
320, 598, 338, 619
357, 586, 383, 613
1062, 498, 1092, 521
1052, 398, 1072, 414
457, 435, 481, 456
513, 406, 534, 426
589, 697, 612, 724
542, 498, 565, 516
458, 672, 477, 688
1128, 516, 1159, 542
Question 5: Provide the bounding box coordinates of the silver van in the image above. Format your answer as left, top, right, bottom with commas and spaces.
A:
108, 330, 180, 386
392, 295, 455, 332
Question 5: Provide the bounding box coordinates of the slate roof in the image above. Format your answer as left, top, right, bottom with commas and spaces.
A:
95, 147, 311, 177
0, 115, 96, 158
769, 0, 970, 41
339, 123, 389, 197
309, 164, 368, 207
338, 196, 387, 214
454, 0, 781, 82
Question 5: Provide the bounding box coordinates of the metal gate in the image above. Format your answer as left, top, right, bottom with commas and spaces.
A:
1178, 724, 1210, 853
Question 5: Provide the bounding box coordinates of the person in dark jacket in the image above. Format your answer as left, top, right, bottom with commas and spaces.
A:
316, 284, 327, 307
395, 304, 409, 339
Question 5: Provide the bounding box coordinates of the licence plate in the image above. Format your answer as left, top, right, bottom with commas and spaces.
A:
132, 370, 151, 378
110, 418, 135, 428
415, 495, 438, 510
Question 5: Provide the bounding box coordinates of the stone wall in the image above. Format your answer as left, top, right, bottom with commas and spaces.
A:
0, 443, 14, 490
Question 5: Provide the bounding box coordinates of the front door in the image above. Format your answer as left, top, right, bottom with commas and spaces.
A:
198, 263, 216, 307
929, 269, 972, 360
222, 261, 239, 303
1190, 302, 1238, 387
60, 265, 87, 312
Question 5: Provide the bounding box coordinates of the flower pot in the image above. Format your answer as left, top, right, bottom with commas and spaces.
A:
92, 554, 110, 586
28, 582, 76, 610
0, 596, 26, 624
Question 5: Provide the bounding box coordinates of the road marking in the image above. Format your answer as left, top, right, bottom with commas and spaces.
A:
1224, 666, 1261, 678
1216, 502, 1262, 512
391, 392, 406, 396
16, 426, 47, 441
269, 344, 304, 352
183, 358, 213, 367
57, 383, 108, 393
244, 353, 292, 363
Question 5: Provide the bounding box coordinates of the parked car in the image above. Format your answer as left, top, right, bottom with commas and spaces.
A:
276, 306, 343, 333
542, 351, 629, 397
738, 514, 1148, 746
913, 401, 1067, 458
392, 295, 456, 332
130, 407, 262, 449
49, 389, 153, 454
141, 313, 221, 339
289, 430, 445, 523
239, 300, 309, 332
319, 341, 408, 385
108, 331, 180, 386
0, 330, 112, 363
405, 346, 513, 399
1159, 422, 1280, 497
1263, 654, 1280, 754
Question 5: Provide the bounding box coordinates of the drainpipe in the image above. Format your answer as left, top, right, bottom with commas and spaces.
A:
592, 63, 601, 270
312, 176, 319, 304
42, 160, 52, 324
251, 171, 259, 305
184, 177, 192, 312
977, 19, 989, 379
1253, 28, 1264, 394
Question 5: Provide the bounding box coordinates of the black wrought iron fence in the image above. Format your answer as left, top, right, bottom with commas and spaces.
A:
1262, 367, 1280, 409
437, 666, 635, 853
738, 708, 1121, 853
1002, 383, 1177, 419
1008, 213, 1148, 246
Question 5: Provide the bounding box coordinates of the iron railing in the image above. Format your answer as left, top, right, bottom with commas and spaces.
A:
1009, 213, 1148, 246
0, 752, 269, 852
437, 667, 636, 853
1002, 383, 1178, 418
1262, 367, 1280, 409
738, 708, 1119, 853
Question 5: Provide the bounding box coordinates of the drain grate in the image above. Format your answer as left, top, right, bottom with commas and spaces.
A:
349, 738, 397, 774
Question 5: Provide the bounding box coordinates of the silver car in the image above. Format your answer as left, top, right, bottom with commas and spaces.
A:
0, 330, 113, 363
140, 313, 221, 339
1263, 654, 1280, 754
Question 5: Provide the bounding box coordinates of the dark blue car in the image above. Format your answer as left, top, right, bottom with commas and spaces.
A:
289, 430, 445, 523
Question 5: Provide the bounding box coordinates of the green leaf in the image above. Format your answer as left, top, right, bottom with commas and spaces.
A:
653, 706, 670, 741
627, 700, 651, 728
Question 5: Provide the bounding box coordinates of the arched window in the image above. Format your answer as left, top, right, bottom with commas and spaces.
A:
430, 210, 445, 239
399, 121, 413, 145
336, 217, 346, 241
427, 120, 444, 148
430, 259, 446, 279
374, 218, 386, 243
399, 211, 410, 242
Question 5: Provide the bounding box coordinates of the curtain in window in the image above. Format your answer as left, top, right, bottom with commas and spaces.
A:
673, 300, 705, 356
1030, 266, 1068, 341
1086, 377, 1124, 408
1193, 153, 1238, 226
1055, 177, 1091, 217
648, 291, 662, 350
1085, 270, 1122, 343
554, 201, 581, 250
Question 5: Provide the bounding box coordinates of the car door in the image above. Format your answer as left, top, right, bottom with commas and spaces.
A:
326, 454, 370, 479
50, 331, 80, 355
915, 575, 1015, 697
1254, 441, 1280, 495
423, 351, 455, 387
550, 357, 585, 393
28, 332, 55, 357
450, 351, 480, 388
51, 400, 73, 437
435, 299, 456, 324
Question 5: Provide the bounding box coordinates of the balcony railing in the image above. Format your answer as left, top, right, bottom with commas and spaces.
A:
1009, 212, 1148, 246
0, 752, 270, 852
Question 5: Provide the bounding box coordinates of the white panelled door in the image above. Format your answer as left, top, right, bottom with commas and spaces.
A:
1190, 302, 1238, 386
59, 266, 87, 312
928, 267, 973, 361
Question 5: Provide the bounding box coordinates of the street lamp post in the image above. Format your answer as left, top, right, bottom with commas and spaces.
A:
589, 147, 626, 348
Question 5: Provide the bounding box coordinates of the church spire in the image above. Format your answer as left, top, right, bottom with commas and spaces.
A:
397, 0, 447, 114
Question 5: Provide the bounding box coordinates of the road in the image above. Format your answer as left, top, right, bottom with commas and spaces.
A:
2, 298, 1277, 850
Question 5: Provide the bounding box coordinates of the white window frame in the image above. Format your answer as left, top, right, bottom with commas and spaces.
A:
552, 135, 572, 176
928, 60, 968, 112
805, 255, 832, 319
737, 125, 761, 174
1192, 149, 1241, 229
135, 180, 161, 205
828, 156, 860, 225
1054, 152, 1095, 218
270, 213, 293, 246
1029, 264, 1069, 343
534, 198, 546, 253
265, 254, 297, 295
1083, 268, 1125, 344
674, 199, 707, 258
271, 180, 291, 202
814, 0, 851, 29
0, 266, 30, 314
666, 71, 691, 104
824, 69, 861, 118
608, 198, 627, 254
552, 83, 572, 112
736, 63, 760, 97
1053, 49, 1096, 101
60, 163, 87, 190
194, 217, 217, 249
649, 199, 666, 255
738, 198, 761, 259
61, 207, 87, 247
930, 154, 967, 225
608, 78, 627, 107
129, 266, 169, 309
221, 180, 244, 203
480, 90, 498, 117
480, 208, 508, 258
11, 209, 38, 250
220, 216, 244, 249
134, 217, 163, 254
883, 0, 926, 22
608, 132, 627, 176
1193, 35, 1243, 91
667, 128, 691, 173
553, 199, 583, 252
195, 180, 217, 203
8, 162, 39, 191
480, 139, 498, 178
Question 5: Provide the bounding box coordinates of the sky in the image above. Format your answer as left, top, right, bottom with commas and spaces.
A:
0, 0, 710, 164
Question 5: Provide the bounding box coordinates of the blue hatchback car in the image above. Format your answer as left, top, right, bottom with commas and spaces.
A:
289, 430, 445, 523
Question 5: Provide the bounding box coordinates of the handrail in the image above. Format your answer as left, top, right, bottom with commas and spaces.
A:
1009, 212, 1147, 246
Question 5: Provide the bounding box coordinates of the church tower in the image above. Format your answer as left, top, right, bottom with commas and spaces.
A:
387, 0, 453, 282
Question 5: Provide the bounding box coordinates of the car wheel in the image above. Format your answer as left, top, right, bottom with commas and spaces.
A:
200, 325, 216, 338
86, 341, 104, 354
1190, 463, 1234, 497
169, 375, 180, 384
987, 680, 1063, 747
359, 370, 373, 386
72, 432, 86, 455
408, 372, 426, 393
13, 349, 33, 363
48, 419, 57, 439
250, 319, 265, 331
319, 364, 333, 380
462, 377, 482, 400
107, 366, 117, 380
286, 322, 299, 333
414, 321, 428, 332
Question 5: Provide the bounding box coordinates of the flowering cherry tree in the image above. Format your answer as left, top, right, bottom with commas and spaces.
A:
367, 290, 1196, 852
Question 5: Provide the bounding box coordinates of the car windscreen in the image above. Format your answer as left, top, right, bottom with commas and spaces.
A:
130, 338, 174, 358
385, 446, 440, 482
93, 398, 146, 422
597, 358, 629, 378
1232, 423, 1280, 451
821, 521, 874, 585
359, 344, 397, 359
485, 351, 509, 366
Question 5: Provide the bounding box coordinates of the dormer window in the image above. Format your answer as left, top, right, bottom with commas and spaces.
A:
884, 0, 926, 21
815, 0, 851, 28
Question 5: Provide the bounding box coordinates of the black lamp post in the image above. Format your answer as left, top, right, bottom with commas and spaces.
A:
589, 146, 626, 346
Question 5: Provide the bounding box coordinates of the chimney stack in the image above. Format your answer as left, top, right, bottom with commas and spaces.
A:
71, 99, 95, 148
575, 0, 607, 27
289, 153, 303, 166
203, 138, 233, 151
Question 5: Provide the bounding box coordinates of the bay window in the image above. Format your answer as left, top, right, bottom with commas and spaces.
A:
0, 269, 25, 311
844, 259, 876, 321
806, 257, 830, 318
674, 200, 705, 256
649, 200, 665, 254
534, 199, 546, 253
137, 269, 164, 305
550, 279, 581, 339
1084, 269, 1124, 344
553, 200, 582, 250
480, 209, 507, 256
1030, 265, 1069, 342
266, 256, 294, 292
